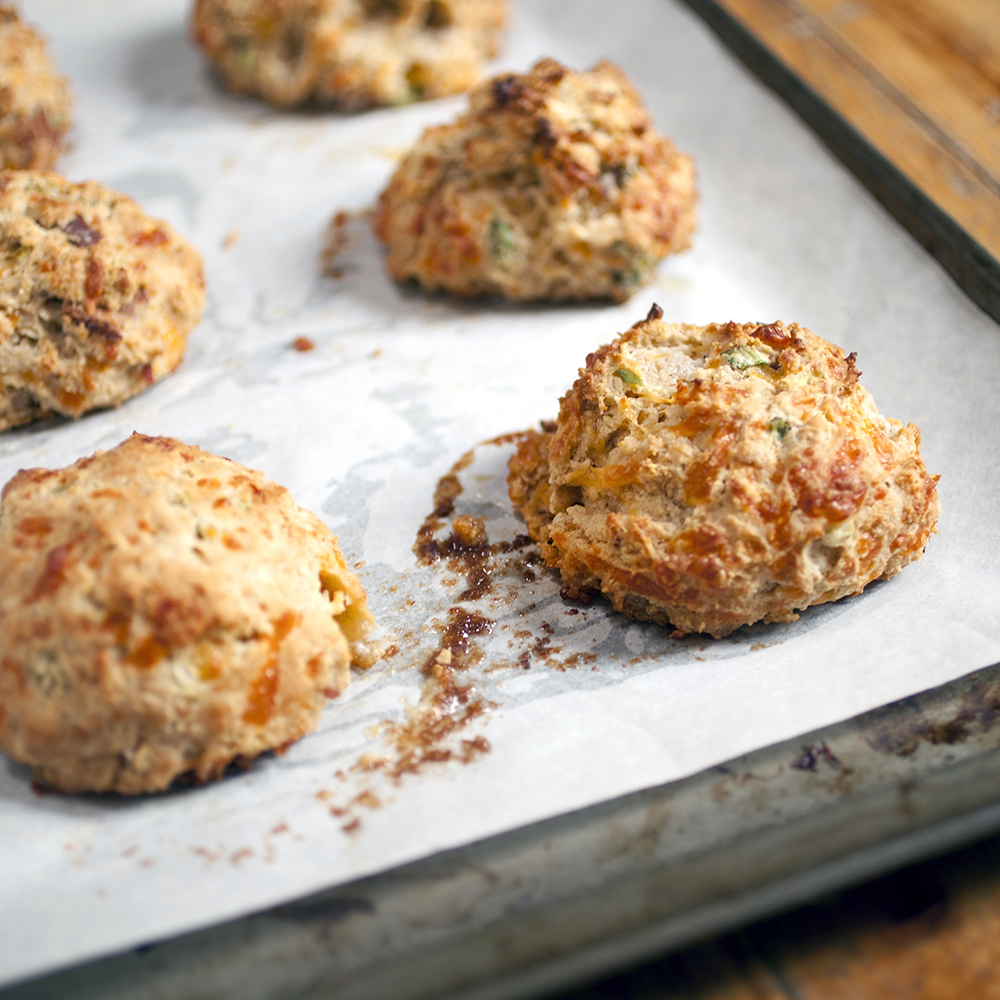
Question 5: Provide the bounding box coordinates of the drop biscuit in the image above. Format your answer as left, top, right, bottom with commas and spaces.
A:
0, 6, 71, 170
508, 309, 940, 637
192, 0, 507, 110
375, 58, 697, 301
0, 434, 375, 794
0, 171, 204, 432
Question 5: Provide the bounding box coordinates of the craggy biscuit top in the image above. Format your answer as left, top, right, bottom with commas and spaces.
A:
192, 0, 507, 110
0, 434, 375, 794
0, 6, 72, 170
0, 171, 205, 431
509, 311, 940, 637
375, 58, 697, 301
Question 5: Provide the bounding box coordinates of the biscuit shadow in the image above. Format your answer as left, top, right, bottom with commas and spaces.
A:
123, 24, 280, 125
0, 402, 165, 460
0, 754, 269, 812
123, 25, 359, 124
1, 758, 38, 799
396, 282, 633, 318
306, 195, 639, 324
527, 566, 863, 666
125, 24, 213, 108
0, 758, 134, 816
0, 413, 68, 451
314, 232, 633, 329
0, 757, 132, 813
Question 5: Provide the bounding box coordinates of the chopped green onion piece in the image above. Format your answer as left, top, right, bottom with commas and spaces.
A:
612, 268, 646, 289
614, 368, 642, 385
5, 243, 29, 265
611, 242, 655, 289
769, 417, 789, 438
488, 217, 515, 267
722, 345, 770, 370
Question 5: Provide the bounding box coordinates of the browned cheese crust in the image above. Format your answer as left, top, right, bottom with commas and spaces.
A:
374, 58, 697, 302
0, 434, 376, 794
191, 0, 507, 110
0, 171, 205, 432
508, 312, 940, 638
0, 6, 72, 170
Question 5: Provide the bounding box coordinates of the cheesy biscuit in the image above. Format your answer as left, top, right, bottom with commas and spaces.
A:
508, 309, 940, 637
375, 58, 697, 302
0, 171, 204, 432
0, 434, 376, 794
192, 0, 507, 110
0, 6, 72, 170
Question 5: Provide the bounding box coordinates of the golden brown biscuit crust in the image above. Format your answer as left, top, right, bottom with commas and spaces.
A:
375, 58, 697, 302
0, 171, 205, 432
0, 6, 72, 170
508, 312, 940, 637
0, 434, 375, 794
191, 0, 507, 111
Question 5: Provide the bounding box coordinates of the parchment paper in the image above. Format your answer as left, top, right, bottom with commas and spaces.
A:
2, 0, 1000, 987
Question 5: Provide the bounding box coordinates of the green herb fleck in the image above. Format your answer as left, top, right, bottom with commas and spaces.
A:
722, 345, 770, 370
5, 243, 29, 265
25, 650, 67, 695
611, 241, 654, 288
614, 368, 642, 385
769, 417, 789, 438
489, 217, 515, 268
612, 269, 645, 289
405, 63, 427, 99
238, 44, 255, 71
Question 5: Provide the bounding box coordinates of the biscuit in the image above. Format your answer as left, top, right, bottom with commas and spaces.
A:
0, 434, 376, 794
191, 0, 507, 111
0, 171, 204, 432
375, 58, 697, 302
0, 6, 71, 171
508, 308, 940, 638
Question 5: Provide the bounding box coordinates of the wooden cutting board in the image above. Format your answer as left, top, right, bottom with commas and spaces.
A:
557, 833, 1000, 999
679, 0, 1000, 323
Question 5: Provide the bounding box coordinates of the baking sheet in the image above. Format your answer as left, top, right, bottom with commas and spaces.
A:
2, 0, 1000, 987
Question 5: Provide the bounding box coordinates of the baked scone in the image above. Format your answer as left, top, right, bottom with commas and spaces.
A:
374, 58, 697, 302
0, 171, 204, 432
0, 6, 72, 170
508, 308, 940, 638
191, 0, 507, 111
0, 434, 376, 794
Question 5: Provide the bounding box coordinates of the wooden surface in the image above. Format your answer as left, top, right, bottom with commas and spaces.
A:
555, 829, 1000, 999
677, 0, 1000, 321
